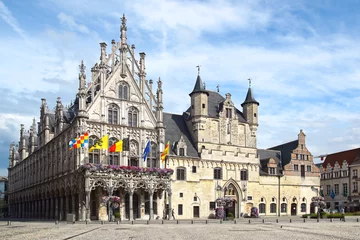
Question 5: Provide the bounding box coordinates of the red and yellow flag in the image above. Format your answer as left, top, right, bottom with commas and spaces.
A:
161, 141, 170, 162
109, 140, 123, 152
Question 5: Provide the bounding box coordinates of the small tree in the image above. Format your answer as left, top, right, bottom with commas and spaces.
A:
311, 196, 326, 220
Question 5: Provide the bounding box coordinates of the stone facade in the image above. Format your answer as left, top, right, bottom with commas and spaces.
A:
7, 16, 320, 221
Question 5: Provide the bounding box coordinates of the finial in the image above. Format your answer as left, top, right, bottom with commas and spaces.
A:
196, 65, 201, 76
248, 78, 251, 88
216, 84, 220, 93
203, 82, 206, 89
79, 60, 86, 76
157, 77, 162, 89
121, 13, 127, 30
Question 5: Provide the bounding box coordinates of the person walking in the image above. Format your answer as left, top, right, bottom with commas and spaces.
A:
172, 208, 176, 220
340, 207, 345, 222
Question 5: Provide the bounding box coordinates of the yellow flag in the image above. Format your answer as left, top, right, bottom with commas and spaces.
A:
89, 134, 109, 152
161, 141, 170, 162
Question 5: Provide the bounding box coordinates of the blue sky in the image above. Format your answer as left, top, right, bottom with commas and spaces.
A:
0, 0, 360, 176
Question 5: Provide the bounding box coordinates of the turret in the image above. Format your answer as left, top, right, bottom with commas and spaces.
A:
139, 52, 146, 97
156, 78, 164, 128
20, 124, 26, 160
189, 68, 209, 118
77, 60, 88, 118
8, 142, 14, 168
241, 79, 259, 136
120, 14, 128, 78
30, 118, 37, 153
56, 97, 64, 134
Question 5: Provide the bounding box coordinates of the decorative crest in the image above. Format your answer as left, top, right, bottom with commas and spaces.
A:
79, 60, 86, 76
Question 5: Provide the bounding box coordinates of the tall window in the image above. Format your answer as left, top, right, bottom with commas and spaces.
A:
226, 108, 232, 118
301, 165, 305, 177
178, 204, 183, 215
214, 168, 222, 180
281, 203, 287, 213
269, 167, 276, 175
259, 203, 266, 214
147, 142, 157, 168
108, 138, 120, 165
301, 203, 306, 212
119, 82, 129, 100
343, 183, 348, 196
294, 165, 299, 171
334, 184, 339, 195
179, 148, 185, 156
270, 203, 276, 213
128, 107, 138, 127
240, 169, 248, 180
108, 104, 119, 124
353, 169, 358, 178
353, 182, 358, 192
307, 166, 311, 172
326, 185, 331, 195
89, 136, 100, 164
176, 168, 186, 180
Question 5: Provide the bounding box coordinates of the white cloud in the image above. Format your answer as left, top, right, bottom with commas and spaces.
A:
0, 0, 27, 40
58, 12, 90, 34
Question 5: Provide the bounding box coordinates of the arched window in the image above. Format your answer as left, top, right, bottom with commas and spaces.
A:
147, 142, 157, 168
108, 137, 120, 165
108, 104, 119, 124
259, 203, 266, 214
128, 107, 138, 127
301, 203, 306, 212
89, 136, 100, 164
270, 203, 277, 213
281, 203, 287, 213
119, 82, 129, 100
240, 169, 248, 181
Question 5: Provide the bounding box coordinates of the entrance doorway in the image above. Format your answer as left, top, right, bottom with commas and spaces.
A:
125, 193, 140, 219
193, 206, 200, 218
291, 203, 297, 215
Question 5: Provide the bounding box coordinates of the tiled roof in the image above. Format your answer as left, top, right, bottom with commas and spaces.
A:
322, 148, 360, 168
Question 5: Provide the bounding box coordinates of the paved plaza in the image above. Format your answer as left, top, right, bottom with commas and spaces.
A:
0, 218, 359, 240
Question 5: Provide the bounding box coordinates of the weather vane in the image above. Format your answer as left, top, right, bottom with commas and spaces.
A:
196, 65, 201, 75
248, 78, 251, 88
216, 84, 220, 92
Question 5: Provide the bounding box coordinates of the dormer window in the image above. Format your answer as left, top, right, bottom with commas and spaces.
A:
179, 148, 185, 156
226, 108, 232, 118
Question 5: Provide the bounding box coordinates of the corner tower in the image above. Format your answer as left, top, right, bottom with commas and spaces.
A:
241, 79, 259, 137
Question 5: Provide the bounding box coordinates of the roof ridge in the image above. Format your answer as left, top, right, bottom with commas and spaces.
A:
268, 140, 298, 149
326, 147, 360, 156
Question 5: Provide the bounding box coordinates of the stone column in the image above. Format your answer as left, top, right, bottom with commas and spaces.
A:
66, 195, 70, 215
168, 190, 172, 220
129, 190, 134, 220
72, 195, 76, 214
59, 197, 64, 221
149, 190, 154, 220
85, 191, 91, 221
55, 198, 59, 220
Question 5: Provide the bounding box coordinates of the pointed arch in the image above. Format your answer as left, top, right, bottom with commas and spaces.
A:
223, 178, 243, 201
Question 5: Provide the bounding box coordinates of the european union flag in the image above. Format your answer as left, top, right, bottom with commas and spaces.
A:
330, 189, 335, 199
143, 140, 151, 162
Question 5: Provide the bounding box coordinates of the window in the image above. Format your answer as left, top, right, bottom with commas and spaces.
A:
343, 183, 348, 196
334, 184, 339, 195
210, 202, 216, 210
179, 148, 185, 156
270, 203, 276, 213
254, 113, 257, 117
301, 165, 305, 177
296, 154, 298, 159
334, 172, 339, 178
269, 167, 276, 175
192, 166, 197, 173
214, 168, 222, 180
226, 108, 232, 118
353, 182, 358, 192
247, 196, 253, 201
259, 203, 266, 214
119, 82, 129, 100
202, 104, 205, 108
326, 185, 331, 195
176, 168, 186, 180
307, 166, 311, 172
281, 203, 287, 213
343, 170, 348, 177
108, 138, 120, 165
272, 197, 275, 202
301, 203, 306, 212
147, 142, 157, 168
178, 204, 183, 215
108, 104, 119, 124
180, 193, 183, 198
301, 144, 304, 149
89, 136, 100, 164
353, 169, 358, 178
306, 155, 309, 160
128, 107, 138, 127
294, 165, 299, 171
240, 169, 248, 180
193, 196, 197, 201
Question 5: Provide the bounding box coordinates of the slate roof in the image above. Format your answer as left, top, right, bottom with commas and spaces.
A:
184, 91, 247, 122
163, 112, 199, 158
189, 75, 209, 96
257, 149, 283, 176
322, 147, 360, 168
241, 87, 259, 106
268, 140, 299, 167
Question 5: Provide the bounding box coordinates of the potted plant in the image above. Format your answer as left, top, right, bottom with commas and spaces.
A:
114, 211, 121, 221
227, 212, 234, 220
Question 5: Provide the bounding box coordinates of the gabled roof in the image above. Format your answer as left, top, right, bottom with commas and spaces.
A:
322, 147, 360, 168
241, 87, 259, 106
257, 149, 283, 176
163, 112, 199, 158
268, 140, 298, 166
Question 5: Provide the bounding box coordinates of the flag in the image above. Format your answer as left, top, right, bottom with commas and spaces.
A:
89, 135, 109, 152
161, 141, 170, 162
79, 132, 89, 148
143, 140, 151, 161
69, 139, 76, 150
321, 156, 324, 161
330, 189, 335, 199
109, 140, 123, 152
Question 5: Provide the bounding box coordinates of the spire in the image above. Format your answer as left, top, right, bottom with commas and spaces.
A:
120, 13, 127, 45
241, 79, 259, 107
189, 66, 209, 96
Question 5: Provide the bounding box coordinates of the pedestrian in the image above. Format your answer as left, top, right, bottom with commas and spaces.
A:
163, 208, 166, 220
172, 208, 176, 220
340, 207, 345, 222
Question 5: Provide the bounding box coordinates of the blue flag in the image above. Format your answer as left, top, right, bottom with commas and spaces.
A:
143, 140, 151, 161
330, 189, 335, 199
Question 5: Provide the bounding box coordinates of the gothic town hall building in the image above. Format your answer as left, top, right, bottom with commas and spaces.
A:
7, 16, 320, 221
